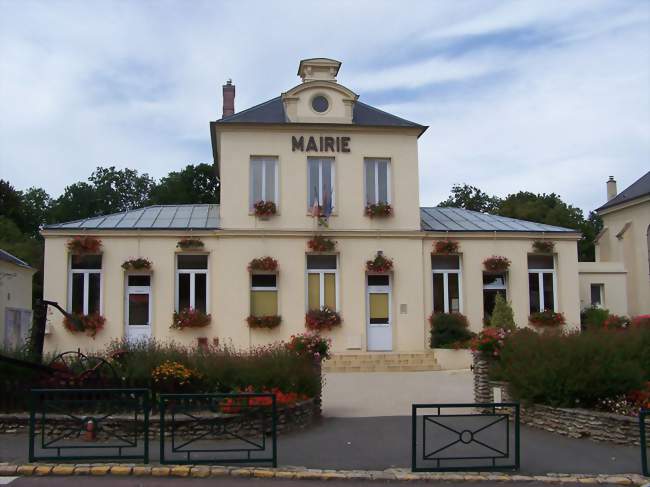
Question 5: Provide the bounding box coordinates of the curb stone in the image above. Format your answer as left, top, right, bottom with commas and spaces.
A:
1, 463, 648, 484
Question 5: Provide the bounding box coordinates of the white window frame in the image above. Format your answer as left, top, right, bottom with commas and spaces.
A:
249, 156, 279, 210
366, 274, 392, 324
364, 158, 391, 205
307, 157, 336, 210
125, 274, 153, 327
432, 268, 463, 313
175, 255, 209, 312
68, 257, 102, 315
305, 255, 339, 311
590, 283, 604, 308
528, 267, 558, 312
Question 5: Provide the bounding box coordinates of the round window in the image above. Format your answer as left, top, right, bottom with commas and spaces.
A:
311, 95, 329, 113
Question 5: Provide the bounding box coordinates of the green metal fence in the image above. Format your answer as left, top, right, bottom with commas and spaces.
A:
411, 402, 520, 472
159, 393, 277, 466
29, 388, 150, 463
641, 408, 648, 476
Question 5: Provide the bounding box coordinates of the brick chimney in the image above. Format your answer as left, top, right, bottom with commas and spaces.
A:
606, 176, 617, 201
222, 79, 235, 118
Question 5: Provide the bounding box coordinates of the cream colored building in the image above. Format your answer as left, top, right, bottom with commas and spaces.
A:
41, 58, 581, 355
0, 249, 35, 351
578, 172, 650, 316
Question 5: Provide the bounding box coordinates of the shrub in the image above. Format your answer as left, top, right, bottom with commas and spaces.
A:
246, 315, 282, 329
489, 294, 516, 331
364, 202, 393, 218
495, 327, 650, 408
581, 306, 610, 329
287, 333, 331, 361
529, 310, 565, 329
171, 308, 211, 329
428, 312, 473, 348
483, 256, 511, 272
603, 314, 630, 330
305, 306, 342, 331
151, 361, 201, 393
632, 315, 650, 328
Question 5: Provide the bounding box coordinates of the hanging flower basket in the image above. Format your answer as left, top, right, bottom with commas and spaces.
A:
247, 257, 278, 273
246, 315, 282, 329
532, 240, 555, 253
63, 313, 106, 338
433, 239, 459, 254
121, 257, 152, 271
364, 202, 393, 218
67, 236, 102, 254
529, 310, 566, 328
171, 308, 211, 330
483, 256, 511, 272
253, 200, 277, 217
307, 235, 336, 252
366, 252, 393, 273
177, 238, 204, 250
305, 306, 342, 331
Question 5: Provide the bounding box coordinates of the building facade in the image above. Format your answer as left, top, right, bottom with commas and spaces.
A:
41, 58, 581, 354
0, 249, 34, 351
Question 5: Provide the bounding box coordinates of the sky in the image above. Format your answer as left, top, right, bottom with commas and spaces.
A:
0, 0, 648, 213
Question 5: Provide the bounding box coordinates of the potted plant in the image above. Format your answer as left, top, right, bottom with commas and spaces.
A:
532, 240, 555, 253
483, 255, 511, 272
247, 256, 279, 272
366, 252, 393, 273
63, 313, 106, 338
177, 238, 204, 250
307, 235, 336, 252
253, 200, 277, 218
67, 236, 102, 254
305, 306, 342, 331
364, 202, 393, 218
433, 239, 459, 254
470, 327, 511, 358
246, 315, 282, 329
529, 310, 566, 328
121, 257, 153, 271
171, 308, 211, 329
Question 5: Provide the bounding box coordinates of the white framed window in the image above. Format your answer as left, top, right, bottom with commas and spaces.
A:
528, 255, 557, 313
431, 255, 462, 313
249, 157, 278, 210
364, 158, 391, 205
307, 157, 335, 211
250, 273, 278, 317
483, 272, 507, 322
175, 254, 209, 313
306, 254, 338, 310
590, 283, 604, 307
125, 275, 152, 327
68, 254, 102, 315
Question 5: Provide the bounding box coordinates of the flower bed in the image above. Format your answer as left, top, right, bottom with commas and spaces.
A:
121, 257, 152, 270
63, 313, 106, 338
247, 256, 278, 272
305, 306, 342, 331
432, 239, 459, 254
253, 200, 277, 217
246, 315, 282, 329
307, 235, 336, 252
176, 238, 204, 250
171, 308, 211, 330
364, 202, 392, 218
483, 255, 511, 272
67, 236, 102, 254
366, 252, 393, 273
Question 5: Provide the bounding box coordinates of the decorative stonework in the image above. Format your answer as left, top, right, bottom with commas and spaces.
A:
472, 352, 494, 404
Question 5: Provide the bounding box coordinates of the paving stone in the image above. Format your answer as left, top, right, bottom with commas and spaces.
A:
90, 466, 111, 476
209, 466, 230, 476
34, 465, 53, 476
252, 469, 276, 478
190, 466, 210, 478
171, 466, 191, 477
533, 475, 562, 483
511, 475, 535, 482
465, 474, 489, 481
231, 468, 252, 477
132, 466, 152, 476
16, 465, 36, 476
0, 465, 18, 475
604, 477, 633, 485
151, 466, 171, 477
371, 471, 397, 480
578, 478, 599, 484
319, 471, 346, 480
73, 466, 91, 475
295, 470, 328, 480
110, 466, 132, 476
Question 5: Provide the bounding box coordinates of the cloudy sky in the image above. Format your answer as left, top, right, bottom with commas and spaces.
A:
1, 0, 648, 212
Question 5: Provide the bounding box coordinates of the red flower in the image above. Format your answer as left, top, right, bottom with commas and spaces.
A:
248, 257, 278, 272
433, 240, 459, 254
63, 313, 106, 338
366, 253, 393, 273
253, 201, 277, 217
172, 308, 211, 330
67, 236, 102, 254
483, 256, 511, 272
305, 307, 342, 331
246, 315, 282, 329
364, 202, 393, 218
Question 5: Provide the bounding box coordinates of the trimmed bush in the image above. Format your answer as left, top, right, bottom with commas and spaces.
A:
581, 306, 610, 329
429, 312, 474, 348
489, 294, 516, 331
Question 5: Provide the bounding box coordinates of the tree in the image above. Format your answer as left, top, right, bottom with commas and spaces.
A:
0, 179, 27, 232
578, 211, 603, 262
498, 192, 584, 230
489, 294, 516, 330
149, 163, 219, 205
20, 187, 52, 237
438, 184, 500, 213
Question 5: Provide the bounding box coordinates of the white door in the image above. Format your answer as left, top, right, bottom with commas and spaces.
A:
4, 308, 31, 350
125, 275, 152, 342
366, 274, 392, 351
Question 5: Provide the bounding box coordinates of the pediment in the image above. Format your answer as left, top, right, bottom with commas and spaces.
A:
282, 80, 358, 124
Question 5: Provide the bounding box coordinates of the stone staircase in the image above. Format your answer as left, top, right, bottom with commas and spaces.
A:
323, 352, 440, 373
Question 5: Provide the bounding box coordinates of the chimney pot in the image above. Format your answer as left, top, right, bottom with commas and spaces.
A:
222, 80, 235, 118
606, 176, 617, 201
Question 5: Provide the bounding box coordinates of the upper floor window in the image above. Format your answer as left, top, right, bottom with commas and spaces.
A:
528, 255, 556, 313
250, 157, 278, 210
308, 157, 335, 212
69, 254, 102, 315
364, 158, 390, 205
176, 254, 208, 313
431, 255, 461, 313
306, 254, 337, 310
251, 274, 278, 317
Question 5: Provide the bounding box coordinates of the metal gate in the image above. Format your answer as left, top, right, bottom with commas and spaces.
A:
411, 402, 520, 472
159, 393, 277, 466
29, 388, 150, 463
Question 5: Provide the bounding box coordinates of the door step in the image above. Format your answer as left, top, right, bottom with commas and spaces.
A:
323, 352, 440, 373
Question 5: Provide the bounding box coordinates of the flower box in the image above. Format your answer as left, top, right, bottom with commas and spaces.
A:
253, 200, 277, 218
470, 327, 511, 358
305, 306, 342, 331
529, 310, 566, 328
364, 202, 393, 218
307, 235, 336, 252
366, 252, 393, 273
247, 256, 279, 272
67, 236, 102, 254
177, 238, 204, 250
63, 313, 106, 338
171, 308, 211, 330
532, 240, 555, 253
246, 315, 282, 329
433, 239, 459, 254
121, 257, 152, 271
483, 255, 511, 272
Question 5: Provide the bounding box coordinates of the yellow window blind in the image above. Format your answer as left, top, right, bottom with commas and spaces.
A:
308, 274, 320, 310
369, 293, 389, 321
324, 273, 336, 308
251, 290, 277, 316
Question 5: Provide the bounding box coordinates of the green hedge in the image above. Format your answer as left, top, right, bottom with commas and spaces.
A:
493, 328, 650, 407
429, 312, 474, 348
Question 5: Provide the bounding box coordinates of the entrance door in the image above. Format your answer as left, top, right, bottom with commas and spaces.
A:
125, 275, 152, 342
366, 274, 392, 351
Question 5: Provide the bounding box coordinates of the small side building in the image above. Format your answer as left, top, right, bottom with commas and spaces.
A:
0, 249, 35, 350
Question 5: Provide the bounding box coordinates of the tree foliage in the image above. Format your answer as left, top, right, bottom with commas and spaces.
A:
149, 163, 219, 205
438, 184, 500, 213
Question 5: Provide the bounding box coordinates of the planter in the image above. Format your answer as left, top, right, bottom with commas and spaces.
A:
307, 235, 336, 252
365, 252, 393, 273
432, 239, 459, 254
253, 201, 277, 218
67, 236, 102, 254
247, 257, 278, 273
305, 307, 342, 331
433, 348, 472, 370
63, 313, 106, 338
529, 310, 566, 328
121, 258, 152, 271
483, 256, 511, 272
171, 308, 211, 330
532, 240, 555, 253
246, 315, 282, 329
364, 202, 393, 218
177, 238, 204, 250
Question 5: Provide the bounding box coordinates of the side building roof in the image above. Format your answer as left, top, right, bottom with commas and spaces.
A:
0, 249, 33, 269
597, 171, 650, 212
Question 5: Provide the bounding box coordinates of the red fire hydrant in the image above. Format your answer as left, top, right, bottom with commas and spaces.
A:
84, 418, 96, 441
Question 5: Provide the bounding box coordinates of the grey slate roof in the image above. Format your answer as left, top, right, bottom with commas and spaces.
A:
216, 97, 426, 133
420, 207, 575, 233
0, 249, 32, 268
43, 204, 220, 230
597, 171, 650, 211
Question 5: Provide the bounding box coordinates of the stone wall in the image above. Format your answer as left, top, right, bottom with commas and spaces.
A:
472, 352, 494, 403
